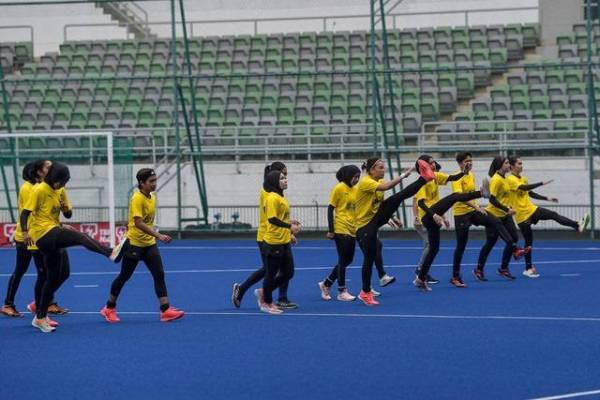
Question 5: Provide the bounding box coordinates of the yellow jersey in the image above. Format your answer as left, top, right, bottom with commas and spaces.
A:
414, 172, 449, 219
126, 191, 157, 247
256, 188, 268, 242
485, 173, 511, 218
329, 182, 356, 236
14, 181, 35, 243
507, 174, 538, 224
451, 171, 478, 217
263, 192, 291, 245
354, 175, 384, 230
23, 183, 72, 243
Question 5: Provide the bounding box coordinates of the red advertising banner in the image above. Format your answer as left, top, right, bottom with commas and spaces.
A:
0, 222, 126, 246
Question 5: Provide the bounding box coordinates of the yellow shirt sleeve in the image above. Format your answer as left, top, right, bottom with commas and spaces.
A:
329, 185, 341, 208
59, 188, 73, 211
265, 195, 280, 221
23, 185, 39, 212
434, 172, 449, 185
130, 194, 145, 220
359, 177, 380, 194
490, 177, 503, 197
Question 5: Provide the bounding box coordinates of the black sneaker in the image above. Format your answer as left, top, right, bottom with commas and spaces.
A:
426, 274, 440, 284
231, 283, 241, 308
497, 268, 516, 280
473, 268, 488, 282
276, 300, 298, 310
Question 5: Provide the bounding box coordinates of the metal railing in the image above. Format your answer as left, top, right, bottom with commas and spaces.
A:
63, 5, 538, 41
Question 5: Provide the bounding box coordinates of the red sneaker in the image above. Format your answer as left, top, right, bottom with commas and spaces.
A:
512, 246, 530, 261
100, 306, 120, 323
358, 290, 380, 306
417, 159, 435, 181
160, 307, 185, 322
27, 301, 36, 314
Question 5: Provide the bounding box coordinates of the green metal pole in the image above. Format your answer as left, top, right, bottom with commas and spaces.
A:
178, 0, 209, 222
369, 0, 380, 152
378, 0, 407, 225
0, 64, 17, 223
586, 0, 597, 238
170, 0, 182, 238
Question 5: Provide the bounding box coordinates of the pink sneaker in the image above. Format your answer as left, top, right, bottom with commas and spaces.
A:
160, 307, 185, 322
100, 306, 120, 323
46, 316, 59, 327
27, 301, 36, 314
336, 290, 356, 302
358, 290, 379, 306
260, 303, 283, 314
318, 281, 332, 301
417, 159, 435, 181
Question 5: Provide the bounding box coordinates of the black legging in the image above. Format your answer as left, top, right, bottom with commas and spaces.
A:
4, 242, 41, 306
357, 177, 428, 292
238, 241, 290, 301
109, 243, 168, 303
262, 243, 295, 304
418, 191, 483, 280
35, 227, 112, 319
453, 211, 519, 277
519, 207, 578, 269
324, 234, 356, 290
477, 215, 519, 271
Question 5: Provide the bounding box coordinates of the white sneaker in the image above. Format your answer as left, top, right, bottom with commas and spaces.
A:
522, 267, 540, 279
336, 290, 356, 302
260, 303, 283, 315
32, 316, 55, 333
109, 237, 128, 262
370, 288, 381, 297
379, 274, 396, 287
318, 281, 332, 301
578, 213, 591, 233
253, 288, 264, 308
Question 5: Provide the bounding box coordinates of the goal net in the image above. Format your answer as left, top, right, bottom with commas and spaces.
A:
0, 131, 130, 247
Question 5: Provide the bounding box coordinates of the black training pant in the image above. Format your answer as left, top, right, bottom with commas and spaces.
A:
477, 215, 519, 271
357, 177, 427, 292
418, 191, 482, 280
4, 241, 45, 307
518, 207, 578, 268
453, 211, 517, 276
238, 241, 290, 300
109, 242, 168, 303
325, 234, 356, 289
35, 227, 111, 319
262, 243, 295, 304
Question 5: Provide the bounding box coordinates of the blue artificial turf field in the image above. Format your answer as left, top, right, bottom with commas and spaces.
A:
1, 239, 599, 400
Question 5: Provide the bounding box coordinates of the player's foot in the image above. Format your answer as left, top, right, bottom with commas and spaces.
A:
450, 276, 467, 288
578, 213, 591, 233
522, 267, 540, 279
253, 288, 264, 309
370, 287, 381, 297
417, 159, 435, 181
512, 246, 530, 260
231, 283, 242, 308
379, 274, 396, 287
46, 316, 59, 327
100, 306, 120, 323
497, 268, 516, 280
32, 317, 55, 333
160, 307, 184, 322
413, 277, 432, 292
26, 301, 36, 314
276, 299, 298, 310
47, 303, 69, 315
337, 290, 356, 302
109, 237, 128, 262
426, 274, 440, 284
1, 304, 22, 317
260, 303, 283, 314
358, 290, 379, 306
318, 281, 332, 301
473, 268, 488, 281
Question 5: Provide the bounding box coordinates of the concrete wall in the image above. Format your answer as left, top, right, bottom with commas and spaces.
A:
540, 0, 583, 46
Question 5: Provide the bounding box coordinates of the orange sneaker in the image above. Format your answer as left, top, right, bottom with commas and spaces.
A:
27, 301, 36, 314
47, 303, 69, 315
160, 307, 184, 322
46, 316, 59, 327
358, 290, 380, 306
1, 304, 22, 318
100, 306, 120, 323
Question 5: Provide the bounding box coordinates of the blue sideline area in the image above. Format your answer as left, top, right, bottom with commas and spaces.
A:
1, 239, 599, 400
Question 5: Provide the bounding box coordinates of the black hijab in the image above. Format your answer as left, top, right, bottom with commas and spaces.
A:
336, 165, 361, 187
264, 170, 284, 196
45, 162, 70, 188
